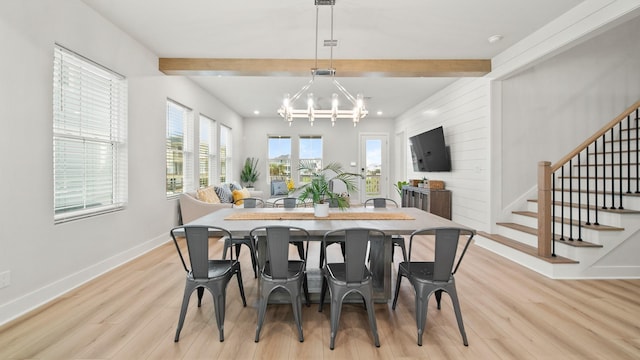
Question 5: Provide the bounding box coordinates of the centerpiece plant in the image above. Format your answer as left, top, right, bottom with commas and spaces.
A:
295, 161, 362, 211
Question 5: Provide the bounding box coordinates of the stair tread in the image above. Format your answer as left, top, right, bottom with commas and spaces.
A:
477, 231, 579, 264
527, 199, 640, 214
496, 222, 603, 247
512, 210, 624, 231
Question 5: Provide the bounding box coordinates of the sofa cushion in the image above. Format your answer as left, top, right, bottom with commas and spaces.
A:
196, 186, 220, 204
271, 180, 288, 196
232, 188, 251, 205
230, 181, 243, 191
214, 184, 234, 203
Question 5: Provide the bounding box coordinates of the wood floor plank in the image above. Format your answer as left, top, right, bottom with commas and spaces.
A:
1, 237, 639, 360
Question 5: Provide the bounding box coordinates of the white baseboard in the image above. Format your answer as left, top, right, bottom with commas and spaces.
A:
0, 234, 170, 326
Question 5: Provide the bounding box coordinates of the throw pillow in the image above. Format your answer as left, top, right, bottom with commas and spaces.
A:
230, 181, 243, 191
271, 180, 288, 196
214, 184, 234, 203
232, 188, 251, 205
196, 186, 221, 204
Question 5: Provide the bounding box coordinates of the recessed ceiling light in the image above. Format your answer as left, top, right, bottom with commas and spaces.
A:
488, 35, 503, 44
253, 110, 260, 115
377, 111, 383, 116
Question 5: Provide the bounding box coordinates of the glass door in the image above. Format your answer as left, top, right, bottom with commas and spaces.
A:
360, 134, 389, 201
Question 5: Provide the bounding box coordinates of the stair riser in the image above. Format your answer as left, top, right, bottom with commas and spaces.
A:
510, 214, 607, 244
559, 167, 639, 180
583, 152, 638, 162
527, 202, 628, 226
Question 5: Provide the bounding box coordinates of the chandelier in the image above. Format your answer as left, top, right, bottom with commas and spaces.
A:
277, 0, 367, 127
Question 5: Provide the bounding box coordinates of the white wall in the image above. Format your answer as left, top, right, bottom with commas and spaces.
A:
242, 116, 396, 204
395, 79, 492, 231
500, 14, 640, 207
0, 0, 242, 325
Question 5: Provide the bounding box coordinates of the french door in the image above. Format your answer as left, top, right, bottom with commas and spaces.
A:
359, 134, 389, 202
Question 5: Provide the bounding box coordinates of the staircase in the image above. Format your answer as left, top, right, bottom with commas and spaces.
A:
477, 100, 640, 279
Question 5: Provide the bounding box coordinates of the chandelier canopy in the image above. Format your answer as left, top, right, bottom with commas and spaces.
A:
277, 0, 367, 127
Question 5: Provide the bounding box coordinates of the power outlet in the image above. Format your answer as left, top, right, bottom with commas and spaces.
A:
0, 271, 10, 289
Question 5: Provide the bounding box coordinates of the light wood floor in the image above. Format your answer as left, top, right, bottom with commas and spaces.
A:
1, 236, 639, 360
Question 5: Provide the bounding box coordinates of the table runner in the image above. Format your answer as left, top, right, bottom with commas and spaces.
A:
224, 211, 414, 221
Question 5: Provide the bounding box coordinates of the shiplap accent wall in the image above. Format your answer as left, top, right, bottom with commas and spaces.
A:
395, 78, 491, 232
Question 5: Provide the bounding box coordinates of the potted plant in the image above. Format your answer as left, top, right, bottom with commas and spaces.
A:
240, 157, 260, 189
295, 161, 362, 217
394, 180, 409, 197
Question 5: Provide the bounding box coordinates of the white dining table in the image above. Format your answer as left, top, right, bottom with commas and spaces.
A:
186, 206, 471, 302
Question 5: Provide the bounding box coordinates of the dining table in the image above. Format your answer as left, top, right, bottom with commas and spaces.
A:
186, 206, 472, 302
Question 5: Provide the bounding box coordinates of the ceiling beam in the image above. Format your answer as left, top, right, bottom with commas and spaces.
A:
159, 58, 491, 77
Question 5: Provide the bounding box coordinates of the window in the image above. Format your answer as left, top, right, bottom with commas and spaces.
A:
166, 100, 194, 196
268, 136, 291, 182
53, 45, 128, 223
298, 136, 323, 184
199, 115, 217, 187
219, 124, 232, 183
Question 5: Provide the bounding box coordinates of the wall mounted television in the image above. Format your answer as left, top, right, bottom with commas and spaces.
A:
409, 126, 451, 172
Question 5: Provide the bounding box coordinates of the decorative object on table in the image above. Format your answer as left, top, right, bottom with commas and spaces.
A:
240, 157, 260, 189
426, 179, 445, 190
410, 179, 421, 187
295, 161, 362, 216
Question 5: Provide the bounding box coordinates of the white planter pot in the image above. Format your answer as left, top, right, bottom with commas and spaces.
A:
314, 202, 330, 217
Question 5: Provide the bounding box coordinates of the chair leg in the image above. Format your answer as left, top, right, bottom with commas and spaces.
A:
329, 289, 344, 350
318, 276, 328, 312
197, 287, 204, 307
292, 290, 304, 342
392, 271, 403, 310
435, 289, 443, 310
212, 290, 227, 342
174, 282, 195, 342
255, 293, 268, 342
302, 273, 310, 307
235, 267, 247, 307
448, 285, 469, 346
415, 289, 430, 346
363, 290, 380, 347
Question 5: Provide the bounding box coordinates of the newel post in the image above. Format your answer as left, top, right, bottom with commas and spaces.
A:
537, 161, 552, 257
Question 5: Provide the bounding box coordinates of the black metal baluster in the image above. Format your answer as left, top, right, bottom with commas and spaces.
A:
586, 146, 591, 225
636, 109, 639, 194
610, 128, 615, 209
618, 121, 624, 209
577, 153, 582, 241
627, 114, 632, 194
552, 171, 556, 256
602, 134, 608, 209
560, 165, 565, 241
568, 159, 574, 241
594, 138, 600, 225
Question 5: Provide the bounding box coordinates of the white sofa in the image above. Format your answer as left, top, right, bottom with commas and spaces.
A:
179, 188, 264, 224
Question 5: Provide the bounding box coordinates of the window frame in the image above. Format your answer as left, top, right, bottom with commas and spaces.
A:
198, 114, 217, 188
166, 99, 194, 197
52, 45, 128, 224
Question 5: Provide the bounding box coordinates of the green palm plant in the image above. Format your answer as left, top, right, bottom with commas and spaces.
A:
240, 157, 260, 187
296, 161, 362, 210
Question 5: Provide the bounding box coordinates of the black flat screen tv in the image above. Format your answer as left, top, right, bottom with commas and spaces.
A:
409, 126, 451, 172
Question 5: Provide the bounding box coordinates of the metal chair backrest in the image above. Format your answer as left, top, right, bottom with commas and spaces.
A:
323, 228, 385, 284
236, 197, 264, 208
273, 197, 299, 208
170, 226, 234, 279
408, 227, 475, 281
364, 197, 398, 208
250, 225, 310, 280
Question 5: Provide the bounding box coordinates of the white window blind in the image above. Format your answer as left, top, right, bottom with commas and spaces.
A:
299, 135, 323, 184
199, 114, 217, 187
53, 45, 128, 224
166, 99, 194, 196
219, 125, 232, 183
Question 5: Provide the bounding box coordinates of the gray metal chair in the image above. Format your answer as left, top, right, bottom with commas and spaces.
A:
318, 198, 344, 268
364, 197, 408, 262
392, 227, 475, 346
318, 228, 383, 350
271, 197, 306, 261
170, 225, 247, 342
222, 197, 265, 278
250, 225, 311, 342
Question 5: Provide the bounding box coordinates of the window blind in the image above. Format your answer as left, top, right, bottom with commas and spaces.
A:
166, 99, 194, 196
53, 45, 128, 223
199, 114, 217, 187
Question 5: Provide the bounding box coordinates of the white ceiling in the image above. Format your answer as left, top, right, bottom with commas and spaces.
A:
81, 0, 585, 119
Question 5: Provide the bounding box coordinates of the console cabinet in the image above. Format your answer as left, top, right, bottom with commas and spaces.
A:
401, 186, 452, 220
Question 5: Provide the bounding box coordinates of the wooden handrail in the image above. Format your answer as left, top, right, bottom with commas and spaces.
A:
551, 99, 640, 172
